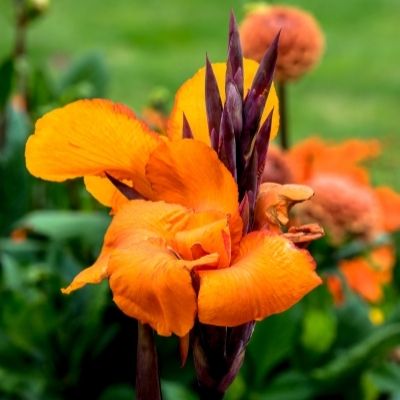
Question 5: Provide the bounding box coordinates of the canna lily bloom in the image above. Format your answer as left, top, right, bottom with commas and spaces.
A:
25, 17, 321, 339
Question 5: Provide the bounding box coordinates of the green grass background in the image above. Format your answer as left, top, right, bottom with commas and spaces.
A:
1, 0, 399, 187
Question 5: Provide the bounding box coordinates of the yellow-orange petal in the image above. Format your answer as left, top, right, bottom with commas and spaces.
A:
146, 139, 239, 215
198, 232, 321, 326
108, 241, 217, 337
84, 176, 129, 211
167, 60, 279, 144
26, 99, 161, 197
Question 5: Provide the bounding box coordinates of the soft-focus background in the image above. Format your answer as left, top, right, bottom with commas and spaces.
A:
1, 0, 400, 399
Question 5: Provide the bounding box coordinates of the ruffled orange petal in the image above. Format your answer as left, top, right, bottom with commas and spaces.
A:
146, 139, 239, 215
61, 200, 191, 294
375, 186, 400, 232
26, 99, 161, 197
109, 240, 217, 337
197, 232, 321, 326
167, 60, 279, 144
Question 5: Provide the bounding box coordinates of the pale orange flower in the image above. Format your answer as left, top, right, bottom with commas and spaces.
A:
240, 5, 325, 82
25, 59, 321, 337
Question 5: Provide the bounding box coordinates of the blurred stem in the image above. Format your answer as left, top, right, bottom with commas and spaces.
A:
277, 81, 289, 150
136, 323, 162, 400
13, 0, 28, 103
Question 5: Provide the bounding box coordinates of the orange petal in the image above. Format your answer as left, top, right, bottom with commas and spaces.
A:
339, 245, 396, 303
167, 60, 279, 144
198, 232, 321, 326
173, 212, 231, 268
254, 182, 314, 230
339, 257, 383, 303
146, 139, 239, 215
108, 240, 217, 337
26, 99, 161, 197
62, 200, 191, 294
326, 275, 345, 305
286, 137, 380, 185
61, 253, 109, 294
375, 186, 400, 232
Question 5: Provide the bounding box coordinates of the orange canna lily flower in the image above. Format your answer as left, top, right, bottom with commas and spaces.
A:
25, 25, 321, 339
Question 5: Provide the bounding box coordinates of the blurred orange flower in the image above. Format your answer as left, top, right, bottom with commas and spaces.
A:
240, 5, 325, 82
327, 246, 395, 304
262, 138, 400, 304
25, 60, 321, 337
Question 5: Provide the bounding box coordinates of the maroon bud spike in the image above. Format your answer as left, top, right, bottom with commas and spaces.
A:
239, 149, 258, 217
205, 56, 223, 151
210, 127, 218, 151
226, 11, 244, 98
241, 32, 279, 159
219, 107, 237, 180
247, 31, 280, 99
106, 172, 142, 200
239, 193, 250, 235
225, 80, 243, 140
182, 113, 194, 139
254, 110, 273, 182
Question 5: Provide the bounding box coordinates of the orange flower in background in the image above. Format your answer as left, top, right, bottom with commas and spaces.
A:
262, 137, 400, 304
26, 55, 321, 337
328, 245, 396, 304
240, 5, 325, 82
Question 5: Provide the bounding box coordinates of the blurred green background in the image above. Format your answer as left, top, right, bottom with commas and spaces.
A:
1, 0, 399, 187
1, 0, 400, 399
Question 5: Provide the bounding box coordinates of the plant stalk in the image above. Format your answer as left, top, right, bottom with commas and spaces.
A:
136, 322, 162, 400
277, 81, 289, 150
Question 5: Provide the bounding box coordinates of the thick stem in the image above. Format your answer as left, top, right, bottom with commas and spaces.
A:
136, 323, 162, 400
277, 81, 289, 150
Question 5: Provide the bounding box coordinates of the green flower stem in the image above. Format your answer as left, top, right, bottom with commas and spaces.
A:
136, 322, 162, 400
277, 81, 289, 150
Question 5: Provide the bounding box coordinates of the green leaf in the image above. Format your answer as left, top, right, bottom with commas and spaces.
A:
247, 305, 302, 385
16, 210, 110, 244
368, 362, 400, 395
312, 324, 400, 384
0, 253, 23, 290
